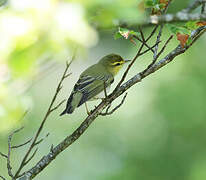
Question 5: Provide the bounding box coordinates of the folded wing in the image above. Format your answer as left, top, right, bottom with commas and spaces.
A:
60, 74, 113, 115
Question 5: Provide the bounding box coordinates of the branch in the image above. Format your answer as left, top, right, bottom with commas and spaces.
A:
14, 52, 75, 178
17, 25, 206, 180
148, 13, 206, 25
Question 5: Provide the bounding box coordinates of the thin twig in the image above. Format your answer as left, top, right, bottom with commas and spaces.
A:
0, 175, 6, 180
23, 148, 38, 167
146, 25, 158, 41
142, 35, 173, 74
50, 99, 66, 112
11, 138, 32, 149
33, 133, 50, 147
156, 35, 174, 58
139, 41, 161, 56
14, 51, 76, 178
7, 127, 24, 179
0, 152, 8, 159
64, 73, 72, 79
100, 93, 127, 116
133, 33, 155, 53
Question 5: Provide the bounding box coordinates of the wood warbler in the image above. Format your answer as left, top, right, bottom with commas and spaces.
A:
60, 53, 130, 115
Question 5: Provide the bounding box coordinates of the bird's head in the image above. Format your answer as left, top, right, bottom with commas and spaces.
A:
99, 54, 131, 75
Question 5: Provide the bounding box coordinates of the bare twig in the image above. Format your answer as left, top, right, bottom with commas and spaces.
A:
0, 175, 6, 180
23, 148, 38, 167
33, 133, 50, 147
138, 41, 161, 56
7, 127, 24, 179
142, 35, 173, 74
100, 93, 127, 116
64, 73, 72, 79
133, 28, 155, 53
146, 25, 159, 41
133, 35, 154, 53
14, 51, 76, 178
0, 152, 8, 159
50, 99, 66, 112
11, 138, 32, 149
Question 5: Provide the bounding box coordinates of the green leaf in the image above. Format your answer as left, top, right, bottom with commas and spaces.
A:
130, 30, 141, 37
166, 24, 179, 34
166, 24, 191, 35
159, 3, 165, 9
186, 37, 193, 45
144, 0, 154, 8
114, 32, 122, 39
119, 27, 130, 33
185, 21, 199, 30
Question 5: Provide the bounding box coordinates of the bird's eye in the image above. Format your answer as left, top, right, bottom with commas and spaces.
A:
114, 63, 121, 66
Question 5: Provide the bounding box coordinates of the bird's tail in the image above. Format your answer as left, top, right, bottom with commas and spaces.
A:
60, 94, 75, 116
60, 91, 83, 116
59, 106, 74, 116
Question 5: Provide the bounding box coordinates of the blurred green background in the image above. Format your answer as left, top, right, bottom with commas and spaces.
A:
1, 0, 206, 179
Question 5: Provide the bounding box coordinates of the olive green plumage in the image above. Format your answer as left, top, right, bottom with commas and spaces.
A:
60, 53, 129, 115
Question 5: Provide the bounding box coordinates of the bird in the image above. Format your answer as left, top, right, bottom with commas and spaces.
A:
60, 53, 131, 115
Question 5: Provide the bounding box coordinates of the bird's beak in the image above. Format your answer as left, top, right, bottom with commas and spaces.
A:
124, 59, 132, 63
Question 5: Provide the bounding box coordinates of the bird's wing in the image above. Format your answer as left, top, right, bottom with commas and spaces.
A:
73, 74, 114, 107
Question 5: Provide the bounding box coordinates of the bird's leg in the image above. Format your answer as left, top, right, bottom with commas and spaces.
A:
103, 81, 108, 99
85, 102, 91, 115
